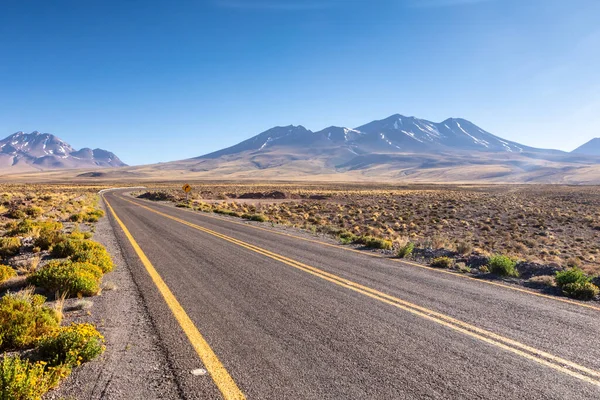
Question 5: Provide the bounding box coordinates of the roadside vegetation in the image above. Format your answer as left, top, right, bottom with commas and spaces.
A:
135, 183, 600, 302
0, 184, 110, 398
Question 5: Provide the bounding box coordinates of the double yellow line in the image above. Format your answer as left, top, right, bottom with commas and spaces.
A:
110, 193, 600, 389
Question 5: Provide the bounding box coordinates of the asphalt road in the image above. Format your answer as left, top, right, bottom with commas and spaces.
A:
102, 190, 600, 400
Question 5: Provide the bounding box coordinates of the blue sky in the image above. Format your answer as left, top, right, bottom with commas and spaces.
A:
1, 0, 599, 165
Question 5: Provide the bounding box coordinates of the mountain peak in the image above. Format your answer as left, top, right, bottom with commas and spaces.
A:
572, 137, 600, 156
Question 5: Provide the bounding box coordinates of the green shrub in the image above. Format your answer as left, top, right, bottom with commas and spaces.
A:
488, 255, 519, 277
214, 209, 241, 217
0, 291, 59, 350
33, 221, 64, 251
51, 239, 113, 273
0, 237, 21, 258
355, 236, 393, 250
68, 213, 84, 222
0, 355, 68, 400
397, 242, 414, 258
241, 213, 269, 222
0, 265, 16, 283
561, 282, 599, 301
6, 219, 37, 236
5, 209, 26, 220
555, 267, 590, 287
430, 257, 454, 269
338, 231, 357, 245
555, 267, 598, 300
38, 323, 105, 367
27, 260, 102, 298
84, 209, 104, 222
24, 206, 43, 218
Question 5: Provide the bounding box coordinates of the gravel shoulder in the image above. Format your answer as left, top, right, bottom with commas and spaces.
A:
46, 198, 181, 400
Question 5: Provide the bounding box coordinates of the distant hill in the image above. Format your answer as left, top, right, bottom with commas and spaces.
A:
572, 138, 600, 156
0, 131, 126, 173
115, 113, 600, 184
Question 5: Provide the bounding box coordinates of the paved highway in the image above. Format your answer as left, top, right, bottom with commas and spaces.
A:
102, 190, 600, 399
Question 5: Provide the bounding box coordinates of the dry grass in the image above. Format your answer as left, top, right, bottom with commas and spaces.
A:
135, 183, 600, 276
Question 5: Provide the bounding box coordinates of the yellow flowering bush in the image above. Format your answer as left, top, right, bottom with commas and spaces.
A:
27, 260, 102, 298
0, 265, 16, 283
51, 239, 114, 273
37, 323, 105, 367
0, 291, 59, 351
0, 355, 69, 400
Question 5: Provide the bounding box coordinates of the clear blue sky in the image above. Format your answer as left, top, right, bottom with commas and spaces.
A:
1, 0, 599, 165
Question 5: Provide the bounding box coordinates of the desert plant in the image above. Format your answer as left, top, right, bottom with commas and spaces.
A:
561, 282, 599, 300
0, 290, 59, 350
24, 206, 43, 218
338, 231, 357, 245
51, 239, 113, 273
397, 242, 414, 258
0, 355, 68, 400
488, 255, 519, 277
430, 257, 454, 269
456, 241, 473, 256
0, 265, 16, 283
38, 323, 105, 367
33, 221, 64, 251
555, 267, 590, 287
241, 213, 269, 222
0, 237, 21, 258
355, 236, 393, 250
27, 260, 102, 298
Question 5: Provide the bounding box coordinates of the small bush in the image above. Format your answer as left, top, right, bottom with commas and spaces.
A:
555, 267, 590, 287
488, 255, 519, 277
479, 265, 490, 273
397, 242, 414, 258
6, 219, 37, 236
0, 355, 67, 400
338, 231, 357, 245
38, 323, 105, 367
68, 213, 84, 222
555, 267, 598, 300
355, 236, 393, 250
84, 209, 104, 222
0, 265, 16, 283
51, 239, 113, 273
0, 237, 21, 258
24, 206, 43, 218
430, 257, 454, 269
27, 260, 102, 298
0, 291, 60, 350
561, 282, 599, 300
33, 221, 64, 251
241, 213, 269, 222
214, 209, 240, 217
5, 209, 26, 220
175, 203, 192, 208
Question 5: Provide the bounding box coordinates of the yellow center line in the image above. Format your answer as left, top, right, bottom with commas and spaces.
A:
117, 194, 600, 388
131, 194, 600, 313
103, 194, 246, 400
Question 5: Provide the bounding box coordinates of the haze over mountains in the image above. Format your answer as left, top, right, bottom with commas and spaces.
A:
0, 131, 126, 172
572, 138, 600, 157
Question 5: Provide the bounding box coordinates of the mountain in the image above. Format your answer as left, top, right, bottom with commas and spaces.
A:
199, 114, 559, 161
572, 138, 600, 156
0, 131, 126, 172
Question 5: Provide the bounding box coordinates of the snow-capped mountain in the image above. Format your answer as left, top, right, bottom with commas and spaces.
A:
0, 131, 126, 172
200, 114, 553, 160
572, 138, 600, 156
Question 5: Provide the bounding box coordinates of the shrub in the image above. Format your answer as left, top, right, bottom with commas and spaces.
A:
84, 209, 104, 222
38, 323, 105, 367
555, 267, 598, 300
33, 221, 64, 251
355, 236, 393, 250
0, 291, 59, 350
479, 265, 490, 273
68, 213, 84, 222
0, 237, 21, 258
555, 267, 590, 287
430, 257, 454, 269
241, 213, 269, 222
6, 219, 37, 236
5, 209, 25, 220
338, 231, 357, 245
214, 209, 240, 217
397, 242, 414, 258
27, 260, 102, 298
24, 206, 43, 218
0, 265, 16, 283
561, 282, 599, 301
488, 255, 519, 277
0, 355, 67, 400
51, 239, 113, 273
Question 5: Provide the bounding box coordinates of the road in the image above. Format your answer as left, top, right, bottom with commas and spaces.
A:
102, 190, 600, 399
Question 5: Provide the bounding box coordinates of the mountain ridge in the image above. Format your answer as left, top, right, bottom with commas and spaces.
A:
0, 131, 126, 172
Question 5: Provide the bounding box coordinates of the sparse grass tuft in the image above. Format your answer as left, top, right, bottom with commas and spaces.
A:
355, 236, 393, 250
397, 242, 414, 258
430, 257, 454, 269
0, 237, 21, 259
